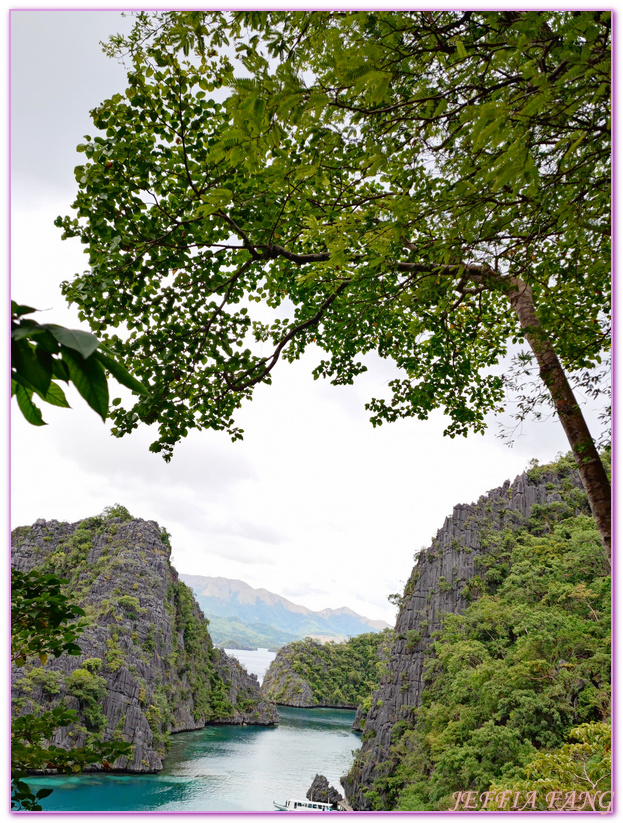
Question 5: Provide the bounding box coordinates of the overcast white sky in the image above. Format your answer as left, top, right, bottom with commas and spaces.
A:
9, 8, 610, 626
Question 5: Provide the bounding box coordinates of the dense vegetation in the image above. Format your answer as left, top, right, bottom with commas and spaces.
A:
265, 633, 390, 708
362, 507, 610, 810
11, 507, 244, 768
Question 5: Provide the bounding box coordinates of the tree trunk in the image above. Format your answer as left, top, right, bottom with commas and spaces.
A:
507, 276, 611, 563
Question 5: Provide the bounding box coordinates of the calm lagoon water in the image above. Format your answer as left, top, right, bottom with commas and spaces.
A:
29, 651, 361, 813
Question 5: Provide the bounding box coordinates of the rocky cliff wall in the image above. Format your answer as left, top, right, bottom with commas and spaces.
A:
262, 652, 318, 707
342, 462, 586, 808
11, 512, 277, 773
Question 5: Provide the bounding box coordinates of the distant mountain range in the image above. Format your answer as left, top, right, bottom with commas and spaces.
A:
179, 574, 390, 650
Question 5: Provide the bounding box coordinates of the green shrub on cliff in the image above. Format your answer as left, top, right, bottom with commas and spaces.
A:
12, 511, 260, 775
367, 514, 610, 810
170, 581, 234, 722
66, 668, 108, 731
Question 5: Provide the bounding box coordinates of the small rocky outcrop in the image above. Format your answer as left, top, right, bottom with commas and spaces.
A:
307, 774, 343, 807
11, 511, 277, 773
343, 460, 587, 809
262, 651, 317, 707
213, 649, 274, 724
262, 633, 388, 709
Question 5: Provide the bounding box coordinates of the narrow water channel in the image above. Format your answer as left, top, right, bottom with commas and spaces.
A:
30, 706, 360, 812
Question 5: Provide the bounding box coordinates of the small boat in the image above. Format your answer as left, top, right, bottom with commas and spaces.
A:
273, 799, 335, 812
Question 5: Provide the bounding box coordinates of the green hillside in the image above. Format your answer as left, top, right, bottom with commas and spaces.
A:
180, 575, 389, 649
263, 632, 391, 708
363, 509, 611, 810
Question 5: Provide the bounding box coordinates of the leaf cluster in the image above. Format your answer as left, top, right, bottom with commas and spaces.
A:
11, 569, 87, 666
11, 302, 149, 425
11, 706, 131, 810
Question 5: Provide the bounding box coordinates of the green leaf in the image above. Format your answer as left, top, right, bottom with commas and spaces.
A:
11, 340, 52, 396
61, 349, 109, 421
93, 349, 150, 396
51, 358, 70, 382
11, 322, 47, 341
14, 385, 46, 426
43, 325, 100, 359
197, 188, 234, 216
37, 381, 71, 409
11, 301, 36, 317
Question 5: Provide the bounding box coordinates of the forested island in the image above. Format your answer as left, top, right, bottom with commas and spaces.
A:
343, 453, 611, 811
262, 633, 390, 709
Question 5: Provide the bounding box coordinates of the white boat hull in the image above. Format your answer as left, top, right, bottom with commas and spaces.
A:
273, 799, 335, 812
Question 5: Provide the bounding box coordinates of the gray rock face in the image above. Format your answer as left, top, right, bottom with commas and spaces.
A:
11, 514, 277, 773
262, 650, 317, 707
307, 774, 343, 806
342, 467, 584, 808
213, 649, 278, 724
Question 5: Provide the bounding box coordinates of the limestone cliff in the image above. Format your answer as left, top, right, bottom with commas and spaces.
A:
11, 510, 277, 773
343, 459, 587, 809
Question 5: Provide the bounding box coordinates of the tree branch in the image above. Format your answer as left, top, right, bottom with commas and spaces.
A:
223, 281, 349, 391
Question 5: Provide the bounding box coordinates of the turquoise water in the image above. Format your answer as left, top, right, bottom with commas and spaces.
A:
29, 707, 360, 812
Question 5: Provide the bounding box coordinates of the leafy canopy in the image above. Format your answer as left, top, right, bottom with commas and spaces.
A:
487, 722, 611, 810
57, 11, 610, 459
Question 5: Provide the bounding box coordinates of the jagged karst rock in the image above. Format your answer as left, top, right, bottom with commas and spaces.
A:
262, 649, 317, 706
11, 513, 277, 774
342, 464, 586, 809
213, 649, 275, 724
307, 774, 343, 807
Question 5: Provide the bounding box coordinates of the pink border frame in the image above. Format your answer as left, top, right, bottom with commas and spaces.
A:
8, 7, 615, 816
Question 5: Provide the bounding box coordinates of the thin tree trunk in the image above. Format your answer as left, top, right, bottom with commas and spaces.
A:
507, 276, 611, 563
